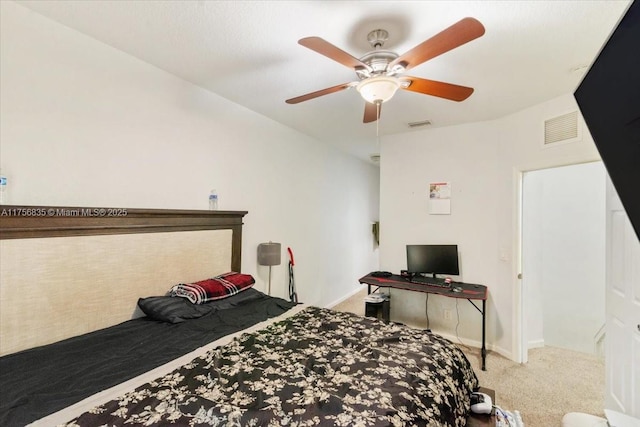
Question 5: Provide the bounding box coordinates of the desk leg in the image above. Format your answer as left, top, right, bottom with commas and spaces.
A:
481, 299, 486, 371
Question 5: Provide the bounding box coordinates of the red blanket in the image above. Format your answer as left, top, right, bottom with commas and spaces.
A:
170, 272, 255, 304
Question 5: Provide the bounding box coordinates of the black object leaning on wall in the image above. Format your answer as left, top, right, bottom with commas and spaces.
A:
574, 0, 640, 239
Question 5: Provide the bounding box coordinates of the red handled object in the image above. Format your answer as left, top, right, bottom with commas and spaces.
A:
287, 247, 295, 266
287, 247, 298, 303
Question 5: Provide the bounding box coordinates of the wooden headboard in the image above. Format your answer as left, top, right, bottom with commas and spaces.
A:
0, 205, 248, 355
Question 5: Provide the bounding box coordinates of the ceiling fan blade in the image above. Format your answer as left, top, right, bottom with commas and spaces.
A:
285, 82, 353, 104
390, 17, 485, 71
401, 76, 474, 101
363, 102, 381, 123
299, 37, 371, 72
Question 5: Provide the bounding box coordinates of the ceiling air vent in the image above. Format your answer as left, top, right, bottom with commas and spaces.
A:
408, 120, 432, 128
544, 111, 580, 146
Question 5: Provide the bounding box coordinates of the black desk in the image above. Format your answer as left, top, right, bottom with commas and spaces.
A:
359, 273, 489, 370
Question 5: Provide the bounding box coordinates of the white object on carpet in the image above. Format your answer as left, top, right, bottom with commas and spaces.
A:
563, 411, 640, 427
604, 410, 640, 427
562, 413, 607, 427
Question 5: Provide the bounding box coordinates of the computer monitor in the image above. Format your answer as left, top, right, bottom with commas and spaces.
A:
406, 244, 460, 278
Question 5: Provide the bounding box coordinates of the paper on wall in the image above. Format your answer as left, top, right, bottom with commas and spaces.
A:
429, 182, 451, 215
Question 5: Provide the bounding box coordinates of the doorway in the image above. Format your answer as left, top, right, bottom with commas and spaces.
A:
520, 161, 606, 360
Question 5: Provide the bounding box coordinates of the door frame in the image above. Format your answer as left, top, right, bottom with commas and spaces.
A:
514, 159, 605, 363
515, 167, 526, 363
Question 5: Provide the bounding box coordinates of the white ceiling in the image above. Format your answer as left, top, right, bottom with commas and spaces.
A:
15, 0, 631, 163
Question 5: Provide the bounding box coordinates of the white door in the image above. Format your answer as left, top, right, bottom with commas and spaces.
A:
605, 177, 640, 417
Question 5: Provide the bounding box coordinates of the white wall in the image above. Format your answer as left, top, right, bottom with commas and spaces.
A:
523, 162, 606, 354
0, 1, 379, 307
380, 93, 602, 359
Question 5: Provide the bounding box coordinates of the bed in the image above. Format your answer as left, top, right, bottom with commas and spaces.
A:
0, 206, 479, 426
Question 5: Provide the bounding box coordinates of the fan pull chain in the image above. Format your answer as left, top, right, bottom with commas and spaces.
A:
376, 101, 380, 137
376, 101, 381, 152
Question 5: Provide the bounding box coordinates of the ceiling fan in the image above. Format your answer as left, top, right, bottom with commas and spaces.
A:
286, 17, 485, 123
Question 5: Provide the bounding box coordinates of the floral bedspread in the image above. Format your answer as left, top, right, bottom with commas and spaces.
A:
64, 306, 478, 426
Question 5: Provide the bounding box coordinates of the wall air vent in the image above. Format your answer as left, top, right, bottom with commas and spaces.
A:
370, 154, 380, 164
544, 111, 580, 146
408, 120, 432, 128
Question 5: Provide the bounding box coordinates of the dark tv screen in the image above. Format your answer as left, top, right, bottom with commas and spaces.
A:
406, 244, 460, 277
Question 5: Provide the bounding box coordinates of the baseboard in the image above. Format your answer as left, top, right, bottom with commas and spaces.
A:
326, 284, 367, 309
528, 339, 545, 349
432, 329, 514, 361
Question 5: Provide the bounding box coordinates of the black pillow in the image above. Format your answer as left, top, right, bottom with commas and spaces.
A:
137, 296, 214, 323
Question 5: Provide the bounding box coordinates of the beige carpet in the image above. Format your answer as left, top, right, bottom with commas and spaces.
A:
331, 289, 605, 427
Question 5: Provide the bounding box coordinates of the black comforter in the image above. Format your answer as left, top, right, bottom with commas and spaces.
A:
64, 306, 478, 427
0, 290, 296, 426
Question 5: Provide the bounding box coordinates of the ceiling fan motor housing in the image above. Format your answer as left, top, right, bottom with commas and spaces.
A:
358, 50, 400, 78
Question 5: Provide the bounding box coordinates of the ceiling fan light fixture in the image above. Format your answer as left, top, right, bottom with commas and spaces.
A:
357, 76, 400, 104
